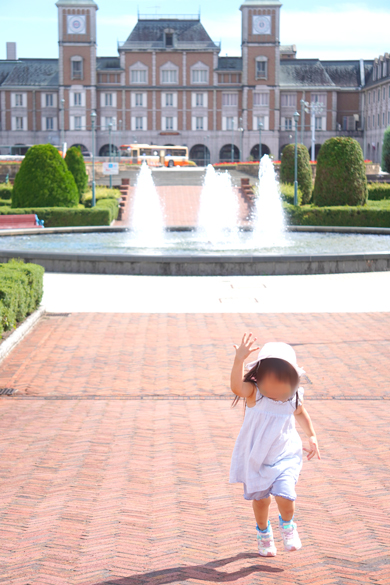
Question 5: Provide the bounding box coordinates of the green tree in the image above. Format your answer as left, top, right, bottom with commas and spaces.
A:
280, 143, 313, 204
12, 144, 78, 208
381, 127, 390, 172
65, 146, 88, 201
313, 137, 367, 207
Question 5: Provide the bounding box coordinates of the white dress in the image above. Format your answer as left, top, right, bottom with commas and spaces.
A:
229, 386, 304, 494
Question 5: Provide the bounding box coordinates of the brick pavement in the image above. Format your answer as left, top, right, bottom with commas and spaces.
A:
0, 313, 390, 584
117, 186, 250, 228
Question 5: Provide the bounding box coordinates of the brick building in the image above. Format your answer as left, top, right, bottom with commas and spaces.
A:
0, 0, 379, 163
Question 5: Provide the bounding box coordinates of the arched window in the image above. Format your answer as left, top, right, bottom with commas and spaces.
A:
71, 56, 83, 80
160, 61, 179, 85
191, 61, 209, 85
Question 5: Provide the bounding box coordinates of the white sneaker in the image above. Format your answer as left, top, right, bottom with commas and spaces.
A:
279, 517, 302, 552
256, 521, 277, 557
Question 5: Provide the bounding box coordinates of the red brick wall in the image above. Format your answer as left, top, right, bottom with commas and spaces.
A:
247, 46, 276, 86
63, 45, 92, 86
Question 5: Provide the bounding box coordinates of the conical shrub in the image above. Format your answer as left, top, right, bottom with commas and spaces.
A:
313, 137, 367, 206
12, 144, 78, 208
65, 146, 88, 202
280, 143, 312, 204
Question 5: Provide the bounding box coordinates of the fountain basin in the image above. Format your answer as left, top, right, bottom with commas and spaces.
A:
0, 226, 390, 275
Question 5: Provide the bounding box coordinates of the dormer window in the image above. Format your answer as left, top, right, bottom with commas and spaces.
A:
165, 33, 173, 47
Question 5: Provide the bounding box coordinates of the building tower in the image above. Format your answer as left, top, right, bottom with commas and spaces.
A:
240, 0, 282, 155
56, 0, 98, 145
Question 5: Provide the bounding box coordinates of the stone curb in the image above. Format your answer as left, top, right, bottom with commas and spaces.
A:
0, 305, 45, 365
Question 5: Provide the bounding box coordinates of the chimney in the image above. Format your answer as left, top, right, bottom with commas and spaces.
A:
6, 42, 17, 60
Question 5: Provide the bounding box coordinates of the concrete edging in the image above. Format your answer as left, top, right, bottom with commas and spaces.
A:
0, 305, 45, 364
0, 249, 389, 276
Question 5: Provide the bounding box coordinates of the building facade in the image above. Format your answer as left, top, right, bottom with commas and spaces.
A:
0, 0, 381, 163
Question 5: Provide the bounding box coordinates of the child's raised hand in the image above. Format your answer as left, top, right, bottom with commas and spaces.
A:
233, 332, 260, 361
303, 436, 321, 461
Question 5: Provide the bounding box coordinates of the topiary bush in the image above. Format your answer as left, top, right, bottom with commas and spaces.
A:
368, 182, 390, 200
280, 144, 313, 204
381, 127, 390, 173
313, 137, 368, 206
65, 146, 88, 201
280, 183, 303, 206
12, 144, 78, 208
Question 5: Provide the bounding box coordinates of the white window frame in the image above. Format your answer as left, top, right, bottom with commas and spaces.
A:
281, 94, 297, 108
191, 92, 208, 109
74, 92, 82, 106
315, 116, 323, 131
135, 93, 143, 107
252, 114, 269, 131
131, 115, 147, 131
196, 93, 204, 107
46, 117, 54, 131
190, 61, 209, 85
129, 62, 148, 85
255, 57, 268, 80
16, 116, 24, 130
45, 94, 53, 107
311, 93, 327, 106
196, 116, 204, 130
12, 93, 27, 108
160, 62, 179, 85
253, 92, 269, 107
74, 116, 82, 130
161, 116, 177, 131
222, 93, 238, 107
165, 116, 174, 131
192, 115, 208, 131
165, 93, 173, 107
284, 117, 293, 131
105, 93, 113, 106
223, 116, 237, 131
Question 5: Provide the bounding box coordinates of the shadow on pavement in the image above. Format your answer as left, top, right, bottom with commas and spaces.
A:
94, 552, 283, 584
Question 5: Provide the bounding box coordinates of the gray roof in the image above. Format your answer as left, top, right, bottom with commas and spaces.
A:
96, 56, 123, 71
279, 59, 371, 89
120, 18, 219, 50
216, 57, 242, 71
0, 59, 59, 87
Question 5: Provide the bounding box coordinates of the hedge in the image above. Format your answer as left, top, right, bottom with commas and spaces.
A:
280, 183, 303, 206
368, 183, 390, 200
284, 203, 390, 227
0, 206, 112, 227
12, 144, 79, 208
82, 187, 121, 207
280, 144, 313, 204
96, 198, 119, 223
381, 127, 390, 173
65, 146, 88, 201
0, 185, 13, 199
0, 259, 44, 337
313, 137, 368, 206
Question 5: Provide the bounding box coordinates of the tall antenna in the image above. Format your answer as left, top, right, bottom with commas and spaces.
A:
198, 5, 201, 19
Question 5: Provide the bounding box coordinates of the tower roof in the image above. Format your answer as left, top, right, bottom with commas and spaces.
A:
55, 0, 98, 7
240, 0, 282, 7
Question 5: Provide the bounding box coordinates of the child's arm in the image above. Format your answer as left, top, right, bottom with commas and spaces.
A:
231, 332, 260, 398
294, 401, 321, 461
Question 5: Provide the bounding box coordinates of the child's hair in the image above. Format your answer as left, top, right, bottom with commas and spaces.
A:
232, 357, 299, 409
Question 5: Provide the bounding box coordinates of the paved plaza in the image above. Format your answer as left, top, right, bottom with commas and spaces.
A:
0, 273, 390, 584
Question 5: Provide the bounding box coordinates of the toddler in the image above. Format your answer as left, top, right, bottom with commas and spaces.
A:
229, 333, 320, 556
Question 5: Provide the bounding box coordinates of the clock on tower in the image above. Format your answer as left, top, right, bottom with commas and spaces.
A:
252, 15, 271, 35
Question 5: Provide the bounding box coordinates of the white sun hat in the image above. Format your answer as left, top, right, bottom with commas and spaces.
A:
246, 341, 305, 377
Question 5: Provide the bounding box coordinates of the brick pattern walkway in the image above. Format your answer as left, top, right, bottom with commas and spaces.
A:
116, 186, 251, 228
1, 313, 389, 399
0, 313, 390, 584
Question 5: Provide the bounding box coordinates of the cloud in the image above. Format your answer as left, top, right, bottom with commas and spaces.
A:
281, 7, 390, 60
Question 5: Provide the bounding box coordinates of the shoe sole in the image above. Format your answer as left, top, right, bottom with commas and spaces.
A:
258, 550, 277, 557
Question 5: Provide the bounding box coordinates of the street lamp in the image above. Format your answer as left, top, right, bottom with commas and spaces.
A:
60, 98, 65, 157
108, 122, 113, 189
293, 111, 300, 206
91, 111, 97, 207
239, 116, 244, 163
300, 99, 309, 145
258, 119, 264, 162
206, 134, 210, 165
310, 101, 324, 161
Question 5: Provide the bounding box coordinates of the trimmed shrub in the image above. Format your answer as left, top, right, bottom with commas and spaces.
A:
0, 206, 112, 227
284, 202, 390, 228
313, 137, 368, 206
280, 183, 303, 206
82, 186, 120, 207
65, 146, 88, 201
381, 127, 390, 173
0, 199, 12, 207
12, 144, 78, 208
96, 198, 119, 223
0, 184, 13, 199
368, 183, 390, 200
280, 144, 313, 204
0, 259, 44, 335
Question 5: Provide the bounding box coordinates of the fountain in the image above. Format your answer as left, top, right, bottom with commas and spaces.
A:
251, 155, 286, 247
0, 159, 390, 276
197, 165, 239, 246
129, 162, 165, 247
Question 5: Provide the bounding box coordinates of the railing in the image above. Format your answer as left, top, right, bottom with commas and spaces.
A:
138, 14, 200, 20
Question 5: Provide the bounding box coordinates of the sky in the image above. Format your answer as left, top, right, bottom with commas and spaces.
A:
1, 0, 390, 62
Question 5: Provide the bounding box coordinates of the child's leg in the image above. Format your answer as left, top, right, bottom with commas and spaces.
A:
274, 496, 295, 522
252, 496, 272, 530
